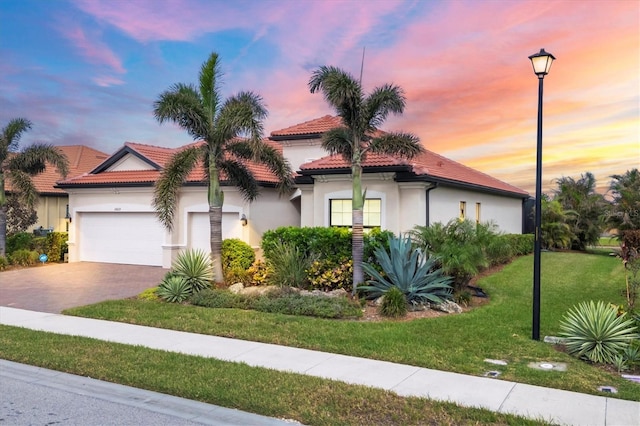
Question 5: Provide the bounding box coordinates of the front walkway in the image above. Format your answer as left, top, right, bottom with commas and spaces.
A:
1, 307, 638, 426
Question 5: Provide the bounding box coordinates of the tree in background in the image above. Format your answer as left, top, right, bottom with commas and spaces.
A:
0, 118, 69, 257
553, 172, 607, 250
153, 52, 293, 281
309, 66, 423, 293
5, 194, 37, 235
607, 168, 640, 233
540, 196, 576, 250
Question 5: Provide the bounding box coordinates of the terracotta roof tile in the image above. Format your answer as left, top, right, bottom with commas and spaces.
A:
300, 150, 528, 196
5, 145, 109, 195
58, 139, 287, 187
270, 115, 343, 137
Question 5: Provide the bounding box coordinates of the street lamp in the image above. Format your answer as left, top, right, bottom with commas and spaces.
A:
529, 48, 555, 341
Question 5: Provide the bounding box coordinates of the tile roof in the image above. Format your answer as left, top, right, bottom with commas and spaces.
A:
300, 149, 528, 197
5, 145, 109, 195
270, 115, 343, 137
58, 139, 286, 187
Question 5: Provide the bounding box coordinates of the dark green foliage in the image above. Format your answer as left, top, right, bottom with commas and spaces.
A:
31, 237, 46, 254
221, 238, 255, 271
45, 232, 67, 262
360, 235, 453, 304
266, 241, 313, 288
0, 255, 8, 270
190, 288, 362, 319
500, 234, 534, 256
379, 287, 407, 318
541, 198, 576, 249
5, 194, 37, 235
6, 232, 33, 254
607, 169, 640, 231
553, 172, 607, 250
9, 249, 39, 266
262, 226, 352, 263
157, 275, 192, 303
560, 301, 639, 364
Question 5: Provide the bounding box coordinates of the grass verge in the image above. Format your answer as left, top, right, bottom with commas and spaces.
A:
0, 325, 549, 426
64, 252, 639, 401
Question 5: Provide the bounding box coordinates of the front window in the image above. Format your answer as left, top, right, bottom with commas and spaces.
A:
330, 199, 381, 228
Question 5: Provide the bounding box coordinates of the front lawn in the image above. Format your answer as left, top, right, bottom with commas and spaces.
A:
61, 251, 639, 401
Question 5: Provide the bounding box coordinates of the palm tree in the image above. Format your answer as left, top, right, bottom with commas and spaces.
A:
309, 66, 423, 293
153, 52, 293, 281
553, 172, 607, 250
1, 118, 69, 257
607, 168, 640, 231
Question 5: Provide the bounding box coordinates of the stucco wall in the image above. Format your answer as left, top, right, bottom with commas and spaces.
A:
429, 186, 523, 234
279, 138, 326, 171
34, 195, 69, 232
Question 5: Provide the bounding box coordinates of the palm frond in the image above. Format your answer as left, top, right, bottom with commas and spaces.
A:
226, 140, 293, 196
5, 169, 38, 207
153, 146, 203, 229
308, 66, 362, 128
363, 84, 406, 129
367, 132, 423, 160
217, 91, 267, 152
321, 128, 353, 161
8, 143, 69, 178
218, 158, 259, 202
154, 83, 209, 140
1, 118, 32, 156
199, 52, 223, 121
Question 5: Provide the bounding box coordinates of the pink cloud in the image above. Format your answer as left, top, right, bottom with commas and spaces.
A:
59, 24, 126, 76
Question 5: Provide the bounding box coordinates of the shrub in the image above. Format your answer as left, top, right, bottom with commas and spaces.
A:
9, 249, 39, 266
221, 238, 255, 272
379, 286, 407, 318
45, 232, 67, 262
360, 235, 453, 305
190, 288, 250, 309
137, 287, 160, 301
173, 249, 214, 292
223, 267, 252, 285
267, 241, 313, 288
559, 300, 639, 364
6, 232, 33, 254
246, 260, 272, 286
0, 255, 8, 270
307, 259, 353, 292
157, 275, 192, 303
500, 234, 534, 256
31, 237, 47, 254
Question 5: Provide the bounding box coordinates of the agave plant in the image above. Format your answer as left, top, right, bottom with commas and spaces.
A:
360, 235, 453, 305
157, 274, 192, 303
173, 249, 214, 292
559, 301, 639, 364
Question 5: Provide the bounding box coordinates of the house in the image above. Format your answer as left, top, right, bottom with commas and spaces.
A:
56, 142, 299, 267
5, 145, 108, 233
270, 115, 529, 235
57, 116, 529, 268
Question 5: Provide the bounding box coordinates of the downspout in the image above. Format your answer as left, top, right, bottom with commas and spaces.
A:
425, 182, 438, 226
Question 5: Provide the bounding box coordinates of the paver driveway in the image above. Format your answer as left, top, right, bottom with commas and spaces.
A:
0, 262, 166, 313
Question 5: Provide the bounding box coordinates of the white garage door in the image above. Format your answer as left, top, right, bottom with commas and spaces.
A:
78, 212, 164, 266
189, 212, 243, 253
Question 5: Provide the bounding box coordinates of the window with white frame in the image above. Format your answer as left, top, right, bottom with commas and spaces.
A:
459, 201, 466, 220
475, 202, 481, 224
330, 199, 382, 228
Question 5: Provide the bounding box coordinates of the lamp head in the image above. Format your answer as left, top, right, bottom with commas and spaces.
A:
528, 48, 555, 78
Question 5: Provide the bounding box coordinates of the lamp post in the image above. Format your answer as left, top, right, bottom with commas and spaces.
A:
529, 48, 555, 341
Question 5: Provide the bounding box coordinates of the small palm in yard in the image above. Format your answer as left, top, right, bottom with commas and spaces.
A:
153, 52, 293, 281
559, 300, 639, 364
360, 235, 452, 305
172, 249, 214, 292
309, 66, 423, 293
157, 274, 191, 303
1, 118, 69, 257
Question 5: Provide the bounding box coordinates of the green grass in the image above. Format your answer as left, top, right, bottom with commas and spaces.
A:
0, 325, 548, 426
62, 252, 639, 401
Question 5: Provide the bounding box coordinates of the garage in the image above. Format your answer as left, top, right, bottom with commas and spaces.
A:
77, 212, 165, 266
189, 212, 243, 253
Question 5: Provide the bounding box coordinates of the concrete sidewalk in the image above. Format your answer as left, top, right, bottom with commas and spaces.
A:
1, 307, 638, 426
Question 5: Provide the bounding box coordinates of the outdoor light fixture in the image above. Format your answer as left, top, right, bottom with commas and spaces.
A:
240, 214, 248, 226
529, 48, 555, 341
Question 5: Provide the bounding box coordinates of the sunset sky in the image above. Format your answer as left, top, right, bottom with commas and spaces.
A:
1, 0, 638, 195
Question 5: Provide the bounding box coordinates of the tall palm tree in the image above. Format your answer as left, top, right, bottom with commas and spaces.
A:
1, 118, 69, 257
309, 66, 423, 293
608, 168, 640, 231
153, 52, 293, 281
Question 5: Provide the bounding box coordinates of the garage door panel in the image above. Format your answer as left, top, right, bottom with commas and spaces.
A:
189, 212, 242, 253
79, 212, 164, 266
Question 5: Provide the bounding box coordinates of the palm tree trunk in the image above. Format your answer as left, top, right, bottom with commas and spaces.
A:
352, 209, 364, 295
209, 204, 223, 283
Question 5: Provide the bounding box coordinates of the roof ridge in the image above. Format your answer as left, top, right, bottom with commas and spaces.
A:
124, 141, 177, 150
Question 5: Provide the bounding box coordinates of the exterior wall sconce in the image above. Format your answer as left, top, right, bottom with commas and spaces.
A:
240, 214, 248, 226
65, 204, 72, 223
